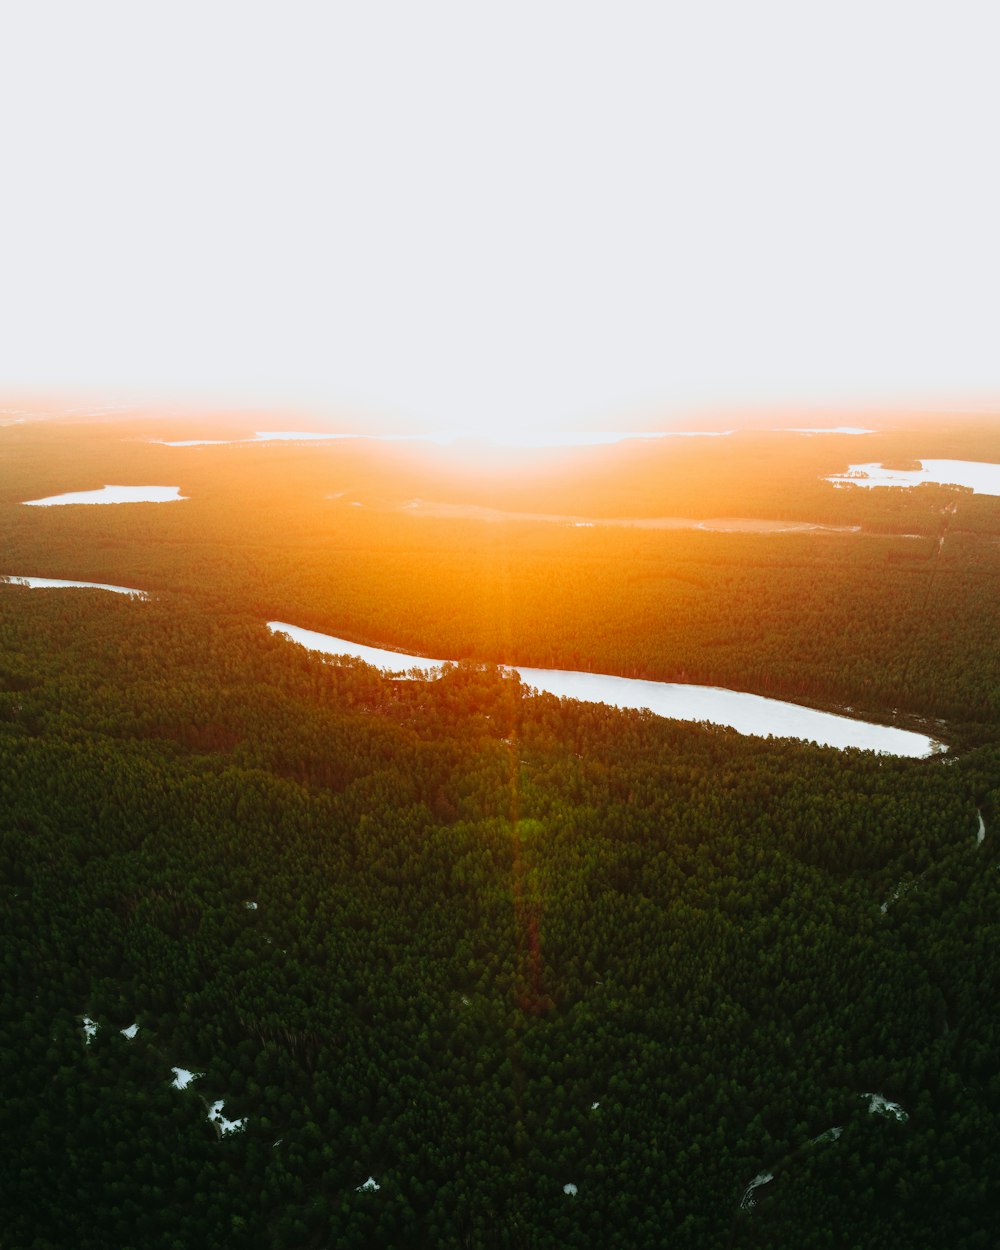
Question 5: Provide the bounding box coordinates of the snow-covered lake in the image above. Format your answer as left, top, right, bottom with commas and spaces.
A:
23, 485, 186, 506
827, 460, 1000, 495
2, 575, 148, 598
269, 625, 451, 672
267, 622, 942, 758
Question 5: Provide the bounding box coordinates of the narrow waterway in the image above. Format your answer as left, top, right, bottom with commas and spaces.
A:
2, 575, 148, 598
267, 622, 943, 758
0, 576, 943, 757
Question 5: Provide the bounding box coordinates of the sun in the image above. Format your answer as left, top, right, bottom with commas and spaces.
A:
423, 413, 660, 450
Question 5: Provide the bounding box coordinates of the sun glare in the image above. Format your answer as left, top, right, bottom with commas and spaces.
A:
402, 415, 723, 450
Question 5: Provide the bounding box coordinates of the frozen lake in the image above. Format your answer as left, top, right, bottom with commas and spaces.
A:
2, 575, 148, 598
267, 622, 942, 757
23, 485, 186, 506
827, 460, 1000, 495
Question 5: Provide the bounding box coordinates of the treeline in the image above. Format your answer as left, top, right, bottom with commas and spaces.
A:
2, 588, 999, 1247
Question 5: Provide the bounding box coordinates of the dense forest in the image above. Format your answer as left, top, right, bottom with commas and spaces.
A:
2, 413, 1000, 1247
3, 417, 1000, 729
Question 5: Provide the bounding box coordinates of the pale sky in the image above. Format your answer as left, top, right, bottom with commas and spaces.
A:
1, 2, 998, 436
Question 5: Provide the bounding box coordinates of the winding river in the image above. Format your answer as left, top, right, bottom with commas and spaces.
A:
0, 574, 943, 756
266, 622, 942, 758
1, 575, 148, 597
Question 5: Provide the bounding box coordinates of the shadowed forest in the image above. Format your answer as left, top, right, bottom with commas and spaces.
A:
2, 411, 1000, 1248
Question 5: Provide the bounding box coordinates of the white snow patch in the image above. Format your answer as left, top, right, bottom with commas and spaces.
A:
81, 1015, 98, 1043
740, 1171, 774, 1209
2, 575, 148, 598
268, 623, 943, 758
880, 879, 915, 913
862, 1092, 908, 1121
171, 1067, 202, 1090
811, 1125, 843, 1144
976, 810, 986, 846
23, 485, 186, 506
244, 900, 258, 910
356, 1176, 380, 1192
121, 1023, 139, 1039
563, 1183, 578, 1196
590, 1101, 600, 1110
208, 1099, 246, 1135
826, 460, 1000, 496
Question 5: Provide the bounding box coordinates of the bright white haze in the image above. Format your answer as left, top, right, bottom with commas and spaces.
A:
1, 2, 998, 438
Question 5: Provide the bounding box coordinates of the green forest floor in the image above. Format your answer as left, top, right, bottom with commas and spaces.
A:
2, 415, 999, 1248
